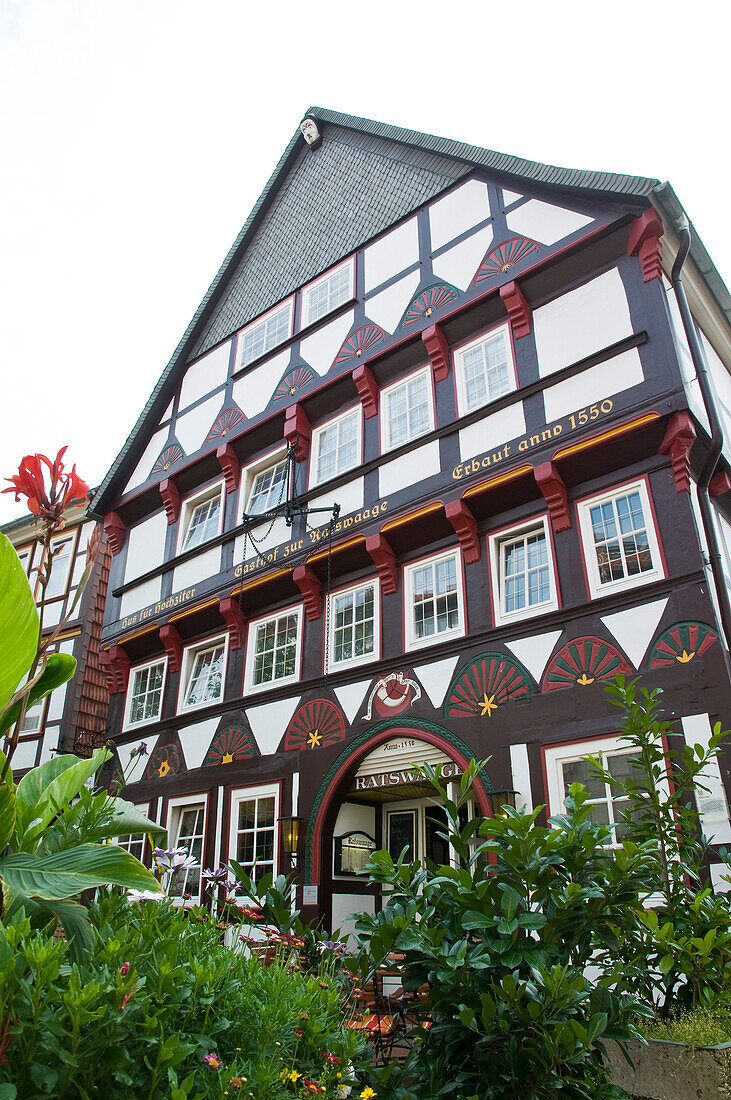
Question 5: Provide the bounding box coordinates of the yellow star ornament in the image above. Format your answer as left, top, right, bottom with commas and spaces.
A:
479, 693, 498, 717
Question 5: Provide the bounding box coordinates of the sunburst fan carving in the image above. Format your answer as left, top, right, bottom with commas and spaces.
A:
284, 699, 346, 751
445, 653, 533, 718
204, 722, 257, 766
205, 407, 245, 441
400, 283, 460, 327
333, 324, 386, 366
542, 637, 632, 692
474, 236, 541, 285
649, 621, 717, 669
145, 743, 180, 780
273, 365, 315, 401
151, 444, 183, 475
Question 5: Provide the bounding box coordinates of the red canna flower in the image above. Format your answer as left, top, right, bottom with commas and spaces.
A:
3, 447, 89, 526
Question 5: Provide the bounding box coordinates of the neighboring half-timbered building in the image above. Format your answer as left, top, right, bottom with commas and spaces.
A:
91, 108, 731, 929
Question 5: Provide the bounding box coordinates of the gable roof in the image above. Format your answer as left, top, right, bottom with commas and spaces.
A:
91, 106, 731, 516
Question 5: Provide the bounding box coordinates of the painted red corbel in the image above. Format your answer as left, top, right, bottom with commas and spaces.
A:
445, 499, 480, 564
219, 596, 245, 648
217, 443, 240, 493
104, 511, 126, 556
500, 280, 531, 339
99, 645, 130, 694
627, 209, 663, 282
534, 462, 571, 532
711, 470, 731, 498
659, 410, 697, 493
293, 565, 322, 621
366, 533, 397, 595
352, 364, 379, 418
284, 403, 311, 462
159, 624, 183, 674
159, 478, 180, 525
422, 324, 450, 382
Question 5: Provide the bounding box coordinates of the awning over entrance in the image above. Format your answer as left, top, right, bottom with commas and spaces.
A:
349, 736, 461, 802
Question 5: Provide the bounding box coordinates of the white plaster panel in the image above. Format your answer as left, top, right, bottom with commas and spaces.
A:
710, 863, 731, 893
501, 188, 522, 206
702, 331, 731, 463
334, 802, 376, 837
432, 225, 493, 292
179, 342, 231, 411
71, 555, 87, 587
505, 631, 562, 683
364, 270, 421, 334
300, 310, 354, 377
428, 179, 490, 252
246, 696, 300, 755
412, 655, 459, 708
458, 402, 526, 462
43, 602, 63, 629
123, 428, 169, 494
232, 348, 291, 417
378, 440, 440, 497
292, 772, 299, 816
364, 217, 419, 293
125, 511, 168, 584
510, 743, 533, 812
334, 680, 371, 723
119, 576, 162, 619
332, 892, 374, 944
117, 734, 160, 785
681, 714, 731, 844
234, 516, 290, 563
308, 478, 364, 530
534, 269, 634, 379
172, 546, 221, 592
600, 599, 668, 668
178, 717, 219, 771
160, 399, 174, 425
13, 739, 38, 770
175, 393, 224, 455
46, 680, 68, 722
507, 199, 594, 245
543, 348, 644, 423
39, 726, 59, 766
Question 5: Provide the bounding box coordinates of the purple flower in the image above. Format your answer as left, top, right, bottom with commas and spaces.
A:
131, 741, 148, 758
153, 846, 197, 875
204, 1052, 222, 1069
202, 866, 229, 884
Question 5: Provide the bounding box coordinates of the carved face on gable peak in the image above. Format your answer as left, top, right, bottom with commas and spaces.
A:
299, 117, 322, 148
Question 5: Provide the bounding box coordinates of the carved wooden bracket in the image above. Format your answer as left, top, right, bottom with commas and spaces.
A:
422, 324, 450, 382
352, 364, 379, 419
500, 280, 531, 339
534, 461, 571, 532
159, 478, 180, 525
627, 209, 663, 282
710, 470, 731, 498
159, 624, 183, 674
293, 565, 322, 621
659, 410, 696, 493
284, 403, 311, 462
217, 443, 240, 493
104, 511, 126, 556
445, 499, 480, 564
99, 645, 130, 695
366, 533, 397, 594
219, 596, 245, 649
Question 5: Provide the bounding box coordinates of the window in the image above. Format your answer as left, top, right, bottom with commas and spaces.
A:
229, 785, 279, 885
123, 658, 167, 730
15, 545, 32, 575
245, 607, 302, 692
45, 535, 74, 599
328, 580, 379, 670
577, 479, 664, 599
544, 737, 642, 844
245, 454, 288, 516
237, 300, 293, 368
167, 799, 206, 902
381, 368, 434, 452
454, 324, 515, 415
116, 804, 149, 863
310, 408, 361, 487
18, 698, 44, 735
179, 484, 224, 553
404, 550, 464, 651
179, 637, 226, 712
302, 259, 354, 326
488, 517, 559, 626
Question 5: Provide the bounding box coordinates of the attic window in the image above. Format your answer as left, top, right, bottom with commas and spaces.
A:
237, 299, 294, 369
302, 259, 354, 326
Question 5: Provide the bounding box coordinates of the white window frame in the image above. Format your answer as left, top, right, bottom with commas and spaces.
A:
18, 695, 46, 736
488, 516, 559, 628
115, 801, 150, 863
123, 656, 168, 732
228, 783, 280, 888
178, 634, 228, 715
380, 366, 435, 454
453, 322, 517, 416
327, 578, 380, 672
236, 298, 294, 369
301, 258, 355, 327
576, 478, 664, 600
15, 544, 33, 576
176, 481, 225, 555
309, 406, 362, 488
403, 548, 465, 652
244, 605, 303, 695
165, 794, 208, 905
44, 533, 75, 600
240, 446, 289, 520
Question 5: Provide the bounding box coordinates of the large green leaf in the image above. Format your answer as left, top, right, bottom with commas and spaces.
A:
0, 652, 77, 737
0, 532, 39, 714
0, 783, 16, 851
0, 842, 163, 900
94, 796, 167, 842
15, 748, 110, 851
3, 888, 95, 963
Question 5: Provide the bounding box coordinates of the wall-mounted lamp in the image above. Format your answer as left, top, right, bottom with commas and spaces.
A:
280, 815, 302, 865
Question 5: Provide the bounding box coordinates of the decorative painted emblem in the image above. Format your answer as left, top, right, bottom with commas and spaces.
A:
474, 236, 541, 285
400, 283, 460, 327
284, 700, 346, 751
649, 621, 718, 669
145, 743, 180, 780
333, 324, 386, 366
151, 444, 183, 475
445, 654, 533, 719
363, 671, 422, 721
205, 407, 245, 441
204, 723, 257, 766
542, 637, 632, 692
273, 365, 315, 401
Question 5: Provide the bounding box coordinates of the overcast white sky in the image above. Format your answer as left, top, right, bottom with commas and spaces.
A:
1, 0, 729, 524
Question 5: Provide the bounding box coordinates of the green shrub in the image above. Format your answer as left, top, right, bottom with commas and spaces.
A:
641, 1007, 731, 1047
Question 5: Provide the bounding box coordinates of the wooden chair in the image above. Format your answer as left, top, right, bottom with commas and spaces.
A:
348, 958, 408, 1064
